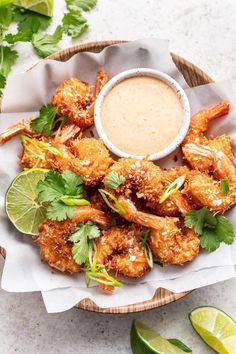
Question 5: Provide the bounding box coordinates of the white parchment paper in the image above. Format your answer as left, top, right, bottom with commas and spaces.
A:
0, 39, 236, 313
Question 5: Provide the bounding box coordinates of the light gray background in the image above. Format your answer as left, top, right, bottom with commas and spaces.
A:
1, 0, 236, 353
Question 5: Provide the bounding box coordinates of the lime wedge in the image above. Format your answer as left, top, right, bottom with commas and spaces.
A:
131, 320, 190, 354
189, 306, 236, 354
6, 168, 48, 235
14, 0, 53, 17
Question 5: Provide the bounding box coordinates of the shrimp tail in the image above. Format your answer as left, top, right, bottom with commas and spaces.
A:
0, 118, 34, 144
74, 206, 111, 227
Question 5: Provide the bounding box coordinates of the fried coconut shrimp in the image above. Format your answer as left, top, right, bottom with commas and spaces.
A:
147, 166, 191, 217
105, 158, 163, 202
149, 220, 199, 265
36, 207, 110, 273
116, 197, 199, 265
96, 225, 149, 278
0, 70, 109, 144
182, 101, 233, 173
20, 132, 113, 186
183, 170, 236, 214
49, 138, 113, 186
51, 78, 94, 129
50, 70, 109, 130
20, 124, 80, 169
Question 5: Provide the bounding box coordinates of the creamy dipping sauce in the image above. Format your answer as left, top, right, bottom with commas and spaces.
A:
101, 76, 184, 156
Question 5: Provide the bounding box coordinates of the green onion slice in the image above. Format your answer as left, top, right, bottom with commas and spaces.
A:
21, 135, 62, 157
159, 174, 186, 204
59, 195, 90, 206
84, 242, 123, 288
85, 271, 123, 287
98, 189, 126, 216
144, 244, 153, 269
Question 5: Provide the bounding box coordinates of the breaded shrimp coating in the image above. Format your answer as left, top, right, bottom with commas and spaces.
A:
36, 207, 110, 273
51, 78, 95, 130
149, 219, 199, 265
45, 138, 113, 187
96, 225, 149, 278
182, 101, 232, 174
183, 170, 236, 213
106, 158, 163, 202
183, 101, 230, 146
37, 218, 81, 273
70, 138, 114, 186
147, 166, 190, 217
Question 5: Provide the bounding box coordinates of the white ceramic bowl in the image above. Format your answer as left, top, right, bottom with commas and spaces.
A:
94, 68, 190, 161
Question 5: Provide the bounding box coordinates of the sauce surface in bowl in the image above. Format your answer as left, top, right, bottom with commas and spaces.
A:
101, 76, 184, 156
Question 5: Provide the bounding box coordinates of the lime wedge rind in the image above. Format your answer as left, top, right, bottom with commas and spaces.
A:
131, 320, 189, 354
189, 306, 236, 354
5, 168, 48, 235
13, 0, 53, 17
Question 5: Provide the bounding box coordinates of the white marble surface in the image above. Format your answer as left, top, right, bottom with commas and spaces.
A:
1, 0, 236, 353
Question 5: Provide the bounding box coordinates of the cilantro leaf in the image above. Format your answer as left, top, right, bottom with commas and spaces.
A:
32, 25, 63, 58
62, 10, 88, 39
66, 0, 97, 12
37, 170, 66, 202
69, 221, 100, 265
0, 74, 6, 96
0, 5, 12, 31
87, 222, 100, 239
185, 207, 216, 234
13, 8, 51, 33
46, 200, 75, 221
220, 179, 229, 196
62, 170, 83, 196
216, 215, 235, 244
104, 172, 125, 190
185, 207, 235, 253
30, 104, 58, 136
200, 227, 220, 252
36, 170, 88, 221
0, 46, 18, 77
71, 236, 89, 265
4, 30, 32, 44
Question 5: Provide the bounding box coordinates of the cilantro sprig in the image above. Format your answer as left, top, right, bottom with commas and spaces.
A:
0, 1, 97, 94
32, 25, 63, 58
62, 10, 88, 39
104, 172, 125, 190
36, 170, 90, 221
30, 104, 67, 136
69, 221, 100, 265
69, 227, 123, 288
185, 207, 235, 252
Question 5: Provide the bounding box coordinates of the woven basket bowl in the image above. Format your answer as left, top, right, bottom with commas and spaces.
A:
0, 40, 213, 313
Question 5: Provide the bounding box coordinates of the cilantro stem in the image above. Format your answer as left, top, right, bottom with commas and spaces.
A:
98, 189, 126, 216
